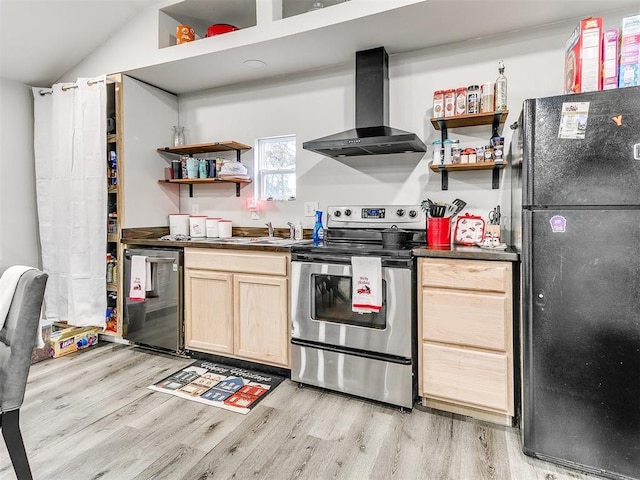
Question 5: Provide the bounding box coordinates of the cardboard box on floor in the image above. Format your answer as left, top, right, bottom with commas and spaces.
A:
49, 322, 99, 358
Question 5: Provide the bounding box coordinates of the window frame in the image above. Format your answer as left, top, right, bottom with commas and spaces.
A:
254, 134, 297, 202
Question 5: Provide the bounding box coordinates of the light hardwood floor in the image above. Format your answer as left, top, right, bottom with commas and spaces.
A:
1, 343, 604, 480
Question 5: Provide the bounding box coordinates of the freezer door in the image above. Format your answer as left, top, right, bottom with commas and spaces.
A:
524, 86, 640, 207
522, 210, 640, 478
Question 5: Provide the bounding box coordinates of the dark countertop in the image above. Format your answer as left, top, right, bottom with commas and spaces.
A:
413, 245, 519, 262
122, 227, 519, 260
122, 237, 302, 253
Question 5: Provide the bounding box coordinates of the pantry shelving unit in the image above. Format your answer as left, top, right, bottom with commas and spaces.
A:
429, 110, 508, 190
157, 141, 252, 197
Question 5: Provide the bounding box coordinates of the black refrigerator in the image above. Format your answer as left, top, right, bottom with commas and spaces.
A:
511, 86, 640, 480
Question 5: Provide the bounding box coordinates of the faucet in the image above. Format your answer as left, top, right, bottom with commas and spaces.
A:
287, 222, 295, 240
266, 222, 274, 238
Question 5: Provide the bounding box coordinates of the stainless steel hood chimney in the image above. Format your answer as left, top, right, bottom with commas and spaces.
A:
303, 47, 426, 158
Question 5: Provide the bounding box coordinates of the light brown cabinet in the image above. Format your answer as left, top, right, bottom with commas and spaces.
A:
184, 248, 290, 368
418, 257, 514, 425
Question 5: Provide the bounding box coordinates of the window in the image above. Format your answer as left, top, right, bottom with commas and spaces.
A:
255, 135, 296, 201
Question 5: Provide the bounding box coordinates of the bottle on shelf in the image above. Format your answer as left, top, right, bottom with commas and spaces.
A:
312, 211, 324, 243
171, 125, 185, 146
106, 254, 114, 283
109, 151, 117, 185
495, 60, 508, 111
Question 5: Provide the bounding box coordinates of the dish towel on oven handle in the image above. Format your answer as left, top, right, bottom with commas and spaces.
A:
351, 256, 382, 314
128, 256, 149, 301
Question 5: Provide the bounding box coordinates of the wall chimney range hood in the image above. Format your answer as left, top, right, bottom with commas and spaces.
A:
303, 47, 426, 158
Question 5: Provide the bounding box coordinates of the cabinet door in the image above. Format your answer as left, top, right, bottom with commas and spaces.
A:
234, 274, 289, 368
184, 269, 234, 355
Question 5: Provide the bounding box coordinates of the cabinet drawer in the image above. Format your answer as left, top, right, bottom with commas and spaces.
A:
422, 343, 510, 413
421, 259, 510, 293
185, 248, 288, 276
422, 289, 509, 351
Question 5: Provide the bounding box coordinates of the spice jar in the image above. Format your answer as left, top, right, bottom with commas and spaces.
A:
443, 139, 453, 164
454, 87, 467, 116
467, 85, 480, 114
480, 81, 494, 113
431, 140, 443, 164
476, 145, 485, 163
433, 90, 444, 118
444, 89, 456, 117
484, 145, 494, 162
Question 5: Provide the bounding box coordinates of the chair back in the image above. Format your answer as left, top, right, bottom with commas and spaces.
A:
0, 269, 48, 413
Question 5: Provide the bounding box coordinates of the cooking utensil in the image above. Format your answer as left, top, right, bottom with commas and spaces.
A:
489, 205, 502, 225
381, 225, 409, 249
449, 198, 467, 218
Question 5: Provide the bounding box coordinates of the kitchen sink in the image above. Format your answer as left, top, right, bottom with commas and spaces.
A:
187, 237, 310, 246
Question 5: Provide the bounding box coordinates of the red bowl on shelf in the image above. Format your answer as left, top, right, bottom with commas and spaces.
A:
206, 23, 238, 37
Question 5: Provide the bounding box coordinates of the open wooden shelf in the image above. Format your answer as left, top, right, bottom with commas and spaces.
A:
158, 177, 252, 197
430, 160, 507, 190
157, 140, 252, 197
157, 141, 251, 156
430, 110, 509, 130
429, 160, 507, 172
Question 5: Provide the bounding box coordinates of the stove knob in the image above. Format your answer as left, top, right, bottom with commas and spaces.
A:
334, 210, 341, 218
396, 208, 405, 217
408, 209, 418, 218
344, 209, 352, 217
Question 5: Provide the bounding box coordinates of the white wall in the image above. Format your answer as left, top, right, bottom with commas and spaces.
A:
175, 15, 626, 231
0, 78, 41, 270
60, 5, 638, 235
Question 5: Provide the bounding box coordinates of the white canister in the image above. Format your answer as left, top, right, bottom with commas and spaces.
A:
218, 220, 233, 238
205, 217, 221, 238
189, 215, 207, 238
169, 214, 190, 236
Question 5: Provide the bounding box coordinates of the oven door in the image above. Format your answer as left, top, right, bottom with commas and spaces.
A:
291, 260, 412, 358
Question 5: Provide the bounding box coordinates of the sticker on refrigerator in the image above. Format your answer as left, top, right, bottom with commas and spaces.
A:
558, 102, 590, 139
550, 215, 567, 233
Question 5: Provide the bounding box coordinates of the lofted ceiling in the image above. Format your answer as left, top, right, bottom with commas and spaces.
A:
0, 0, 161, 87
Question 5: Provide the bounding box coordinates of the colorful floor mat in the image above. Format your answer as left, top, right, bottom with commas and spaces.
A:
149, 360, 285, 414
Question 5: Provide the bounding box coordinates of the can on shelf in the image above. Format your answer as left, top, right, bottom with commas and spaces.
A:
467, 85, 480, 114
433, 90, 445, 118
444, 89, 456, 117
454, 87, 467, 116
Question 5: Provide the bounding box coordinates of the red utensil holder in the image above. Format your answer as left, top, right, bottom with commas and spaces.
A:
427, 217, 451, 248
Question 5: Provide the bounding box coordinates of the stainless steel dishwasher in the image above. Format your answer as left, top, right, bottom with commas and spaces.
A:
123, 247, 183, 354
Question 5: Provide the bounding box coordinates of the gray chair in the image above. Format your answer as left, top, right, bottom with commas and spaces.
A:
0, 268, 48, 480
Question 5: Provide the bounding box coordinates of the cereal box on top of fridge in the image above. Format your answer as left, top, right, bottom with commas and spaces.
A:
619, 14, 640, 88
564, 17, 603, 94
602, 29, 619, 90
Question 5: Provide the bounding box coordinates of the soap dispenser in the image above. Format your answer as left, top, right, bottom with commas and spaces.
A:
312, 211, 324, 243
294, 220, 303, 240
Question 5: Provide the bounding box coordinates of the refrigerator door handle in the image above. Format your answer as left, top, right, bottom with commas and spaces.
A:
535, 289, 546, 307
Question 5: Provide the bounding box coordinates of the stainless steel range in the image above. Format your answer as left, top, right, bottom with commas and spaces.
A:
290, 204, 425, 409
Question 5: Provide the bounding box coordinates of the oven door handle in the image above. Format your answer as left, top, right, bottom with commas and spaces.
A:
291, 338, 412, 365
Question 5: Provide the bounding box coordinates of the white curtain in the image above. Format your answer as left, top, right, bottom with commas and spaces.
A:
32, 75, 107, 328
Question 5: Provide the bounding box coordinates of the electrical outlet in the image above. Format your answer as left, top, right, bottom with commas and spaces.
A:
192, 204, 199, 215
304, 201, 319, 217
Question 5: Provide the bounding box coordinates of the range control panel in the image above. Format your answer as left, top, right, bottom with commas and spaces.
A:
327, 205, 424, 229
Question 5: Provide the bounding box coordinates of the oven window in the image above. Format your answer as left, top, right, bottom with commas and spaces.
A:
311, 274, 387, 329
